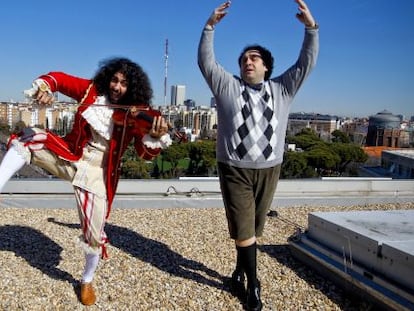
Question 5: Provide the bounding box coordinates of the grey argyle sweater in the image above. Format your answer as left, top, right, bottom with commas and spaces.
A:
198, 26, 319, 169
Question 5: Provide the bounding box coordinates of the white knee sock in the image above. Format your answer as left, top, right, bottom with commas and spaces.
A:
82, 253, 100, 283
0, 145, 26, 193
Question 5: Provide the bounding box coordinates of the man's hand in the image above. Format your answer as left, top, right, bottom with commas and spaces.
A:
295, 0, 316, 28
206, 1, 231, 28
23, 79, 55, 105
35, 90, 55, 105
149, 116, 170, 138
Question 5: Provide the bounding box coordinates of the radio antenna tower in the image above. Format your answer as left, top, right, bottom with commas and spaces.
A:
164, 38, 169, 106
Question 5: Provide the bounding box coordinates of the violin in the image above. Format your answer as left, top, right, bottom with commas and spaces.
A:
112, 105, 161, 134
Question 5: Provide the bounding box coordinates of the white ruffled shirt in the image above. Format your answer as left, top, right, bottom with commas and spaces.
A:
82, 96, 172, 149
81, 96, 114, 140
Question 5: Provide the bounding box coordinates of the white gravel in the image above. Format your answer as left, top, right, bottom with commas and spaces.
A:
0, 202, 413, 310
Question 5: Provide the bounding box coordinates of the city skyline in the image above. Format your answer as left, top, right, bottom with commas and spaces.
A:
0, 0, 413, 119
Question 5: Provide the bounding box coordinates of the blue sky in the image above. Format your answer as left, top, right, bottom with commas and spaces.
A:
0, 0, 413, 118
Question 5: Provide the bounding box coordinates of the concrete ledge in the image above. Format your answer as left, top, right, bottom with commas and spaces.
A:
1, 178, 414, 209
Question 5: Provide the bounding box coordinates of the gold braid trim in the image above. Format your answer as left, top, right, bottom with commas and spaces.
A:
80, 83, 94, 104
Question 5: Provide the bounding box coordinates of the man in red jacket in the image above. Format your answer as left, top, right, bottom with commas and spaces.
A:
0, 57, 171, 305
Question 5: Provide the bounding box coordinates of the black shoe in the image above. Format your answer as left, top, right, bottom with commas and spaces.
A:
230, 270, 246, 300
246, 281, 262, 311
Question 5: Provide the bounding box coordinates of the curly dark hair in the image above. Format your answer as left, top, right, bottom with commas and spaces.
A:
93, 57, 153, 105
238, 45, 274, 80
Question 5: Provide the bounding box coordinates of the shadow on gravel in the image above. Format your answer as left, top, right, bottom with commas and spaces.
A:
0, 224, 77, 286
106, 223, 227, 290
47, 218, 231, 294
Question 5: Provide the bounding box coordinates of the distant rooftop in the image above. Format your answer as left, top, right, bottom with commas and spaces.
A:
384, 149, 414, 159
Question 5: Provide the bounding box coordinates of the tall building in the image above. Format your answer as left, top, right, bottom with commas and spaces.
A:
341, 117, 369, 145
184, 99, 195, 111
287, 112, 340, 140
366, 110, 401, 147
210, 97, 217, 109
381, 149, 414, 178
7, 103, 20, 129
170, 85, 186, 106
0, 103, 7, 125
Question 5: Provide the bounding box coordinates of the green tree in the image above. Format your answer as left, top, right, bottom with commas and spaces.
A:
161, 142, 188, 178
331, 129, 351, 143
13, 121, 26, 133
287, 128, 324, 150
187, 140, 216, 176
330, 142, 368, 175
305, 145, 341, 176
284, 128, 368, 177
0, 120, 10, 135
120, 143, 152, 178
121, 158, 151, 179
281, 151, 309, 178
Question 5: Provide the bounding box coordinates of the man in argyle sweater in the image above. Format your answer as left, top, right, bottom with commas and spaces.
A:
198, 1, 319, 310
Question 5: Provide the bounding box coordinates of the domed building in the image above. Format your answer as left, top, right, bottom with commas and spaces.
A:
366, 110, 401, 147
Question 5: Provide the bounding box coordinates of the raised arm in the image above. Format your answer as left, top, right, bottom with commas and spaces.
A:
198, 1, 237, 97
277, 0, 319, 97
295, 0, 317, 28
205, 1, 231, 29
24, 72, 93, 105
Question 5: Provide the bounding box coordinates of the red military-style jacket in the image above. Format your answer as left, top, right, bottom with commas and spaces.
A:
37, 72, 162, 216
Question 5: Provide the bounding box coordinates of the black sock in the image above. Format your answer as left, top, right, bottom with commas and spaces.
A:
237, 242, 258, 288
235, 245, 244, 273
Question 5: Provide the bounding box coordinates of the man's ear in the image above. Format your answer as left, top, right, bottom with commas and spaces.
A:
262, 58, 268, 72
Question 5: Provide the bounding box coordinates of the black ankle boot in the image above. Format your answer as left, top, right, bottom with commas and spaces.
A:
230, 269, 246, 300
246, 281, 262, 311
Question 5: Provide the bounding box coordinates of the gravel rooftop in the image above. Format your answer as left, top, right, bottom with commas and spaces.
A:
1, 202, 413, 310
